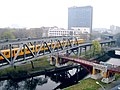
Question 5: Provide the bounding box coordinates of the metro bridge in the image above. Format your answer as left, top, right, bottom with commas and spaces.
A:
0, 36, 116, 69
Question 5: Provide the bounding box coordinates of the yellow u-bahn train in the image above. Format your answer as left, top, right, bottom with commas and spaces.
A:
0, 39, 84, 62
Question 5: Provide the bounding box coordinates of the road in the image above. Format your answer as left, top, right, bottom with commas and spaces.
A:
110, 84, 120, 90
98, 78, 120, 90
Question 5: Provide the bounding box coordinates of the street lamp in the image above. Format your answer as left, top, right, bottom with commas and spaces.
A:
96, 81, 105, 90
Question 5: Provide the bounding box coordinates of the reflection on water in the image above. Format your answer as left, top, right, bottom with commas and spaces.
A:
0, 76, 51, 90
69, 68, 77, 76
35, 76, 60, 90
0, 67, 88, 90
107, 58, 120, 66
49, 68, 88, 90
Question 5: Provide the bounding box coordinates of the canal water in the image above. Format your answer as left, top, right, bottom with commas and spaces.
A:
0, 57, 120, 90
0, 66, 88, 90
0, 75, 58, 90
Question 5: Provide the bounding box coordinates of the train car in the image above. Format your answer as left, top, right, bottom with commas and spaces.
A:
0, 38, 85, 63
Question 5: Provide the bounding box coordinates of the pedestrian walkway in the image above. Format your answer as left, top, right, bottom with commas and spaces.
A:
98, 78, 120, 90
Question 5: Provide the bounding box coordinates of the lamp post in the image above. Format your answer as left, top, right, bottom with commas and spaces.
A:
96, 81, 105, 90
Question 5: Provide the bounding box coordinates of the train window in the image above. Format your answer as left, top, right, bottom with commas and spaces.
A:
5, 52, 9, 55
15, 50, 17, 53
2, 52, 4, 55
22, 49, 24, 52
37, 46, 40, 49
30, 48, 33, 50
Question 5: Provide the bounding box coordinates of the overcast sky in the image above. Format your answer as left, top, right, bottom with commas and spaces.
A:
0, 0, 120, 29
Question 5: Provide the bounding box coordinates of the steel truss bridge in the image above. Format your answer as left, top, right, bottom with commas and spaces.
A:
0, 36, 116, 69
58, 55, 120, 83
59, 55, 120, 74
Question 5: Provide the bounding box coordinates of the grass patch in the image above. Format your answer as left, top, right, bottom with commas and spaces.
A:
115, 73, 120, 80
64, 78, 106, 90
63, 68, 120, 90
0, 57, 55, 76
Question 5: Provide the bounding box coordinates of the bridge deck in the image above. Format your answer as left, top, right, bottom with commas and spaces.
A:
59, 56, 93, 67
108, 67, 120, 74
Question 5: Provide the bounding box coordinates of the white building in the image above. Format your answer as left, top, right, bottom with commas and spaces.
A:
48, 27, 90, 37
110, 25, 120, 34
71, 27, 90, 34
93, 28, 109, 34
48, 27, 73, 37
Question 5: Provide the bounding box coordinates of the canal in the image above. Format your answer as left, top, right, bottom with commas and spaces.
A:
0, 56, 120, 90
0, 65, 88, 90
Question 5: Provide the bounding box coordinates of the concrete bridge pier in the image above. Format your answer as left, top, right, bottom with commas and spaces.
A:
91, 68, 115, 83
101, 71, 115, 83
50, 55, 53, 65
91, 68, 102, 79
55, 55, 60, 66
49, 55, 59, 66
49, 56, 58, 66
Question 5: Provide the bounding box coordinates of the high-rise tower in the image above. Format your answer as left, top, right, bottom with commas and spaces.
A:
68, 6, 93, 33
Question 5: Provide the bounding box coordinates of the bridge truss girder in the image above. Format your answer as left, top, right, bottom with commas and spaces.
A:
0, 36, 81, 68
0, 36, 116, 69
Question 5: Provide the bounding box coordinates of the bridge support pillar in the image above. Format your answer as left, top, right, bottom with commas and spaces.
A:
91, 68, 102, 79
50, 56, 53, 65
49, 55, 60, 66
55, 56, 59, 66
101, 71, 115, 83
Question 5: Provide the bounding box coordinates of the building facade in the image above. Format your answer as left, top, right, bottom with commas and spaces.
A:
68, 6, 93, 33
110, 25, 120, 34
48, 27, 72, 37
48, 27, 90, 40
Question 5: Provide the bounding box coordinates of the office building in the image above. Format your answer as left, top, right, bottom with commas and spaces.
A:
48, 27, 82, 37
68, 6, 93, 33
